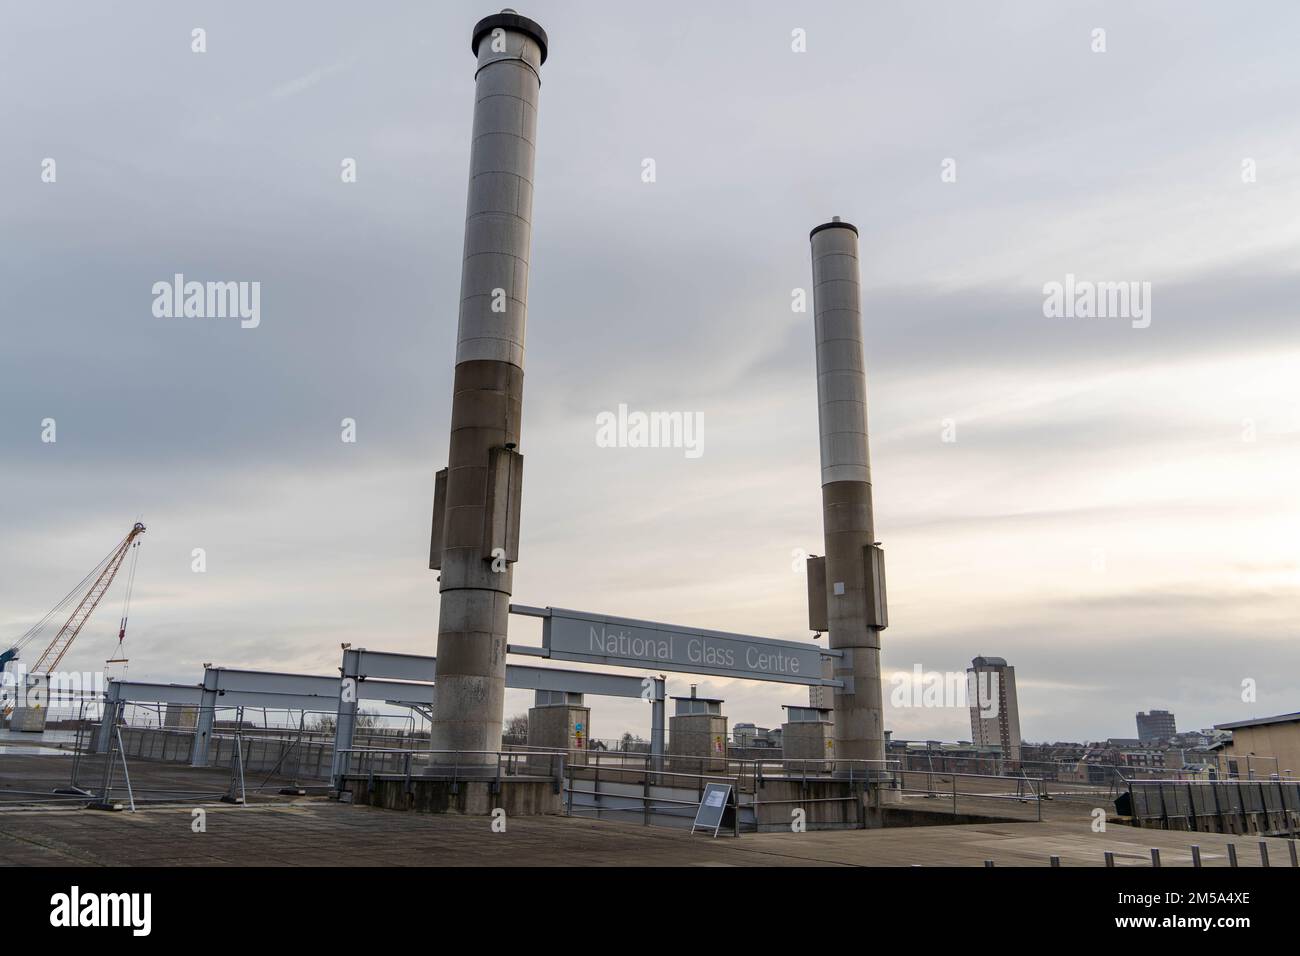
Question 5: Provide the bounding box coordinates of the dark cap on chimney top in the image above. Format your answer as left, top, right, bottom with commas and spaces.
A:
472, 9, 549, 64
809, 217, 859, 240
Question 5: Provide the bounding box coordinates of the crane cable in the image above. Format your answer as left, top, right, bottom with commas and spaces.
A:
8, 539, 121, 654
111, 537, 143, 662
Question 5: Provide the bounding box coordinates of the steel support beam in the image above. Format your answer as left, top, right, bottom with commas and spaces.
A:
191, 668, 219, 767
504, 663, 649, 699
650, 676, 666, 770
93, 680, 123, 752
333, 646, 662, 780
333, 648, 363, 784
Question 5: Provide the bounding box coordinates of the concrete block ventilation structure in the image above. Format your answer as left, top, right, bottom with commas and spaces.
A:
667, 689, 728, 774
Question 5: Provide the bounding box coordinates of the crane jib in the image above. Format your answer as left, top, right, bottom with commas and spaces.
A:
29, 523, 146, 675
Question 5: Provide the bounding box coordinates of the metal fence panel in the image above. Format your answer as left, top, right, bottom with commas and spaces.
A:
1282, 783, 1300, 812
1262, 783, 1283, 812
1189, 783, 1214, 817
1161, 782, 1189, 816
1131, 785, 1155, 819
1219, 782, 1242, 812
1242, 784, 1264, 813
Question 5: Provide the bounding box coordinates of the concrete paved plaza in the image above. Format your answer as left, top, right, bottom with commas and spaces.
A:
2, 798, 1294, 867
1, 753, 1293, 867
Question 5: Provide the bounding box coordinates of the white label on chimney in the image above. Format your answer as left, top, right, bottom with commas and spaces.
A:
833, 581, 845, 596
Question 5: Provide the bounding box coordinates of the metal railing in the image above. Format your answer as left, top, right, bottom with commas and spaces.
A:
895, 768, 1045, 821
745, 757, 900, 787
496, 746, 901, 783
334, 747, 568, 794
561, 756, 1043, 832
564, 764, 744, 835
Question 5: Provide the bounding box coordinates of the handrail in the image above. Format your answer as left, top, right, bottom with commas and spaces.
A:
332, 746, 569, 792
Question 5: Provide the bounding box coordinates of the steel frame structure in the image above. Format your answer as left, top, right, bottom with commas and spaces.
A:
93, 655, 668, 783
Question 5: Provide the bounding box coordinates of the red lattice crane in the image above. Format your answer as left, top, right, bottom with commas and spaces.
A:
0, 522, 146, 680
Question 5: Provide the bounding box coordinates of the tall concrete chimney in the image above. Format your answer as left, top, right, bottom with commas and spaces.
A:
427, 10, 548, 767
808, 217, 888, 770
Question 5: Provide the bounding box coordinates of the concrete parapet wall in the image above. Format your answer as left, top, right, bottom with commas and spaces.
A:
752, 778, 864, 830
566, 766, 649, 787
750, 779, 1021, 831
877, 805, 1022, 827
9, 707, 47, 733
344, 775, 562, 816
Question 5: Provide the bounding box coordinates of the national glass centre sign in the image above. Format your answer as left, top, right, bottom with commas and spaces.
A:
536, 607, 831, 685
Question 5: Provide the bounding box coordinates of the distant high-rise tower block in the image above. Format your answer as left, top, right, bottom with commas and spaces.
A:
968, 656, 1022, 764
1136, 709, 1177, 741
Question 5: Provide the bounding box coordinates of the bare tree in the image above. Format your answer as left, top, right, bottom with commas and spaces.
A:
312, 709, 378, 735
504, 712, 529, 742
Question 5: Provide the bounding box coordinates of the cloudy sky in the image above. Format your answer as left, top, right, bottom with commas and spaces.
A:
3, 1, 1298, 744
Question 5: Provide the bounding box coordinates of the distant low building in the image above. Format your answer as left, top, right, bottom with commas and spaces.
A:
1214, 711, 1300, 779
887, 738, 1008, 776
1169, 729, 1215, 749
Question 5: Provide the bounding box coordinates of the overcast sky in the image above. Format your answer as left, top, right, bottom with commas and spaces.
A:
3, 1, 1298, 744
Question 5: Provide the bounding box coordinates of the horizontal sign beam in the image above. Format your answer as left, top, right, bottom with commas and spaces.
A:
519, 606, 833, 686
505, 661, 653, 699
344, 648, 659, 700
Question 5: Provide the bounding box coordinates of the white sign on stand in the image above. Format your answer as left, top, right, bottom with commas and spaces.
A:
691, 782, 734, 838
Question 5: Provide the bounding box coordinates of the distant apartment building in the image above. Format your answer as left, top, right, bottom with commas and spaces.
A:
733, 723, 779, 748
967, 656, 1022, 763
1104, 739, 1168, 771
1136, 709, 1177, 741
